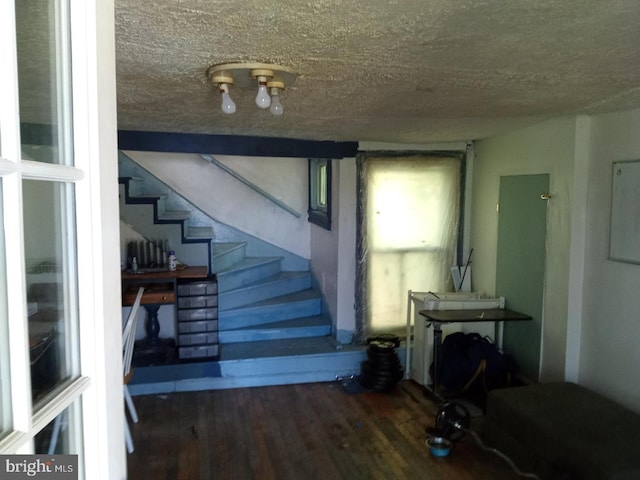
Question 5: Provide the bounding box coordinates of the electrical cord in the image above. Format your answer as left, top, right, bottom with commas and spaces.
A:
434, 402, 541, 479
458, 425, 541, 480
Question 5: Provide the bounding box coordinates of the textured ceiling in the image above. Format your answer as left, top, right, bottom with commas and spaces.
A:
114, 0, 640, 144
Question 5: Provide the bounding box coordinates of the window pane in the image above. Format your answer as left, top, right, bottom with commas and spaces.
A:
0, 182, 12, 437
308, 159, 332, 230
24, 180, 79, 405
318, 165, 327, 207
16, 0, 73, 165
35, 401, 83, 460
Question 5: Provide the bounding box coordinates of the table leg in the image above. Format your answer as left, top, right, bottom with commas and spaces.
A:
423, 321, 444, 403
432, 322, 443, 397
133, 304, 176, 366
144, 304, 161, 343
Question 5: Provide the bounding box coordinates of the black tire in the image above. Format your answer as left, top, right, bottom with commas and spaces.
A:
366, 334, 401, 348
361, 361, 404, 381
367, 350, 402, 366
368, 340, 397, 352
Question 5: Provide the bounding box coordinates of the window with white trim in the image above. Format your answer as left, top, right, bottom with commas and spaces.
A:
0, 186, 11, 436
1, 0, 123, 477
1, 0, 87, 457
308, 158, 332, 230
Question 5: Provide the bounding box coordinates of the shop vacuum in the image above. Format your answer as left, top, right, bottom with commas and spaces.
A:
428, 402, 541, 480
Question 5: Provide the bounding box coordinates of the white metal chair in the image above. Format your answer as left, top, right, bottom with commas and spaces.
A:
46, 287, 145, 454
123, 287, 144, 454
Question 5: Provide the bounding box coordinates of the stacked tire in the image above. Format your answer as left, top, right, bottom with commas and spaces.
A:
359, 335, 404, 392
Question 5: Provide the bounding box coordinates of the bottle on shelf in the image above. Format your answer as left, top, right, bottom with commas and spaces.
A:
168, 250, 177, 271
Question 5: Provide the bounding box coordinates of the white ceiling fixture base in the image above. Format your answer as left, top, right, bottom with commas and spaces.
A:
207, 63, 296, 116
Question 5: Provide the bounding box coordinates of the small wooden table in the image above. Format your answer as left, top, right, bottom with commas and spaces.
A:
122, 266, 208, 365
418, 308, 531, 400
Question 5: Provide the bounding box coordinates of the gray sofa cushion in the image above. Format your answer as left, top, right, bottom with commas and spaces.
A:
485, 382, 640, 480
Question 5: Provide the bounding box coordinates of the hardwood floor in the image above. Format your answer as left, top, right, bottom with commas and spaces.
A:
126, 380, 519, 479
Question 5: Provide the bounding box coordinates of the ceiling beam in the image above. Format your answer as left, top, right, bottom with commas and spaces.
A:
117, 130, 359, 159
19, 123, 359, 159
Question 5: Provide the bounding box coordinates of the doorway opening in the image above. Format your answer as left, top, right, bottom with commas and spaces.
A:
355, 153, 464, 341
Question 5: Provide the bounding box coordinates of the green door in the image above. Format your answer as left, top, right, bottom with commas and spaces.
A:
496, 174, 549, 381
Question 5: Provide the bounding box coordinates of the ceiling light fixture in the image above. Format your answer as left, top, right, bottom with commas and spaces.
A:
207, 62, 295, 116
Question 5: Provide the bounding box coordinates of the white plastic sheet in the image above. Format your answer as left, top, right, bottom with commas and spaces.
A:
356, 154, 463, 341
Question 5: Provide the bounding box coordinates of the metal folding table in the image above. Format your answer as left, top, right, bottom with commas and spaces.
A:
418, 308, 531, 400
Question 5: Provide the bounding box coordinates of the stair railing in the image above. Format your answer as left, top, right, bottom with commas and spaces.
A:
200, 154, 302, 218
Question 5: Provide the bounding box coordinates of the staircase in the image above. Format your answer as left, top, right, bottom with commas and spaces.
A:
118, 153, 366, 393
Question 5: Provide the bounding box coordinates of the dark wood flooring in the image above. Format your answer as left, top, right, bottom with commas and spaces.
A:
126, 380, 519, 479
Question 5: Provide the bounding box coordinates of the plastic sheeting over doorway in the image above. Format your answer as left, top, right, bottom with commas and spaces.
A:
356, 153, 464, 341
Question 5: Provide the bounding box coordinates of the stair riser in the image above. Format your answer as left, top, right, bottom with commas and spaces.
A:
219, 274, 312, 310
186, 227, 215, 239
211, 245, 247, 272
128, 349, 372, 395
219, 298, 321, 329
219, 324, 331, 344
155, 196, 167, 217
217, 260, 282, 293
127, 178, 146, 197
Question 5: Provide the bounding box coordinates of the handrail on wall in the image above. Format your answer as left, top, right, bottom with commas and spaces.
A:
200, 154, 302, 218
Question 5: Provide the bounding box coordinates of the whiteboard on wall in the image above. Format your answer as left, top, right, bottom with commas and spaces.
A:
610, 160, 640, 264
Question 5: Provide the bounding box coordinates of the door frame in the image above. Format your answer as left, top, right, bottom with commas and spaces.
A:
0, 0, 124, 477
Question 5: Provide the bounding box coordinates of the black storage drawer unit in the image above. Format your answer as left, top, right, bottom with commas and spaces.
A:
178, 344, 219, 360
176, 275, 218, 361
179, 331, 219, 346
177, 319, 218, 334
177, 295, 218, 309
177, 308, 218, 322
177, 282, 218, 296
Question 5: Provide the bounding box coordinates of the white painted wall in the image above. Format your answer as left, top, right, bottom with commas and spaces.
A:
309, 159, 341, 337
124, 151, 311, 259
472, 117, 577, 382
310, 158, 358, 343
472, 107, 640, 413
336, 158, 358, 342
579, 107, 640, 411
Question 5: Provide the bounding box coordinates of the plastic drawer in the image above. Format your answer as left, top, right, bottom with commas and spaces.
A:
177, 295, 218, 309
177, 308, 217, 321
179, 332, 219, 346
177, 319, 218, 334
179, 344, 219, 359
177, 282, 217, 297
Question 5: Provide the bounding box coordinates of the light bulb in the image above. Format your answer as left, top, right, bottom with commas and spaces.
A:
269, 87, 284, 116
219, 83, 236, 114
255, 76, 271, 109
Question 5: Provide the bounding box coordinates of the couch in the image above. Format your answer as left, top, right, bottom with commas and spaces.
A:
484, 382, 640, 479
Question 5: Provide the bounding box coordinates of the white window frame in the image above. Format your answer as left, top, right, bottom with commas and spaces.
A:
0, 0, 124, 478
